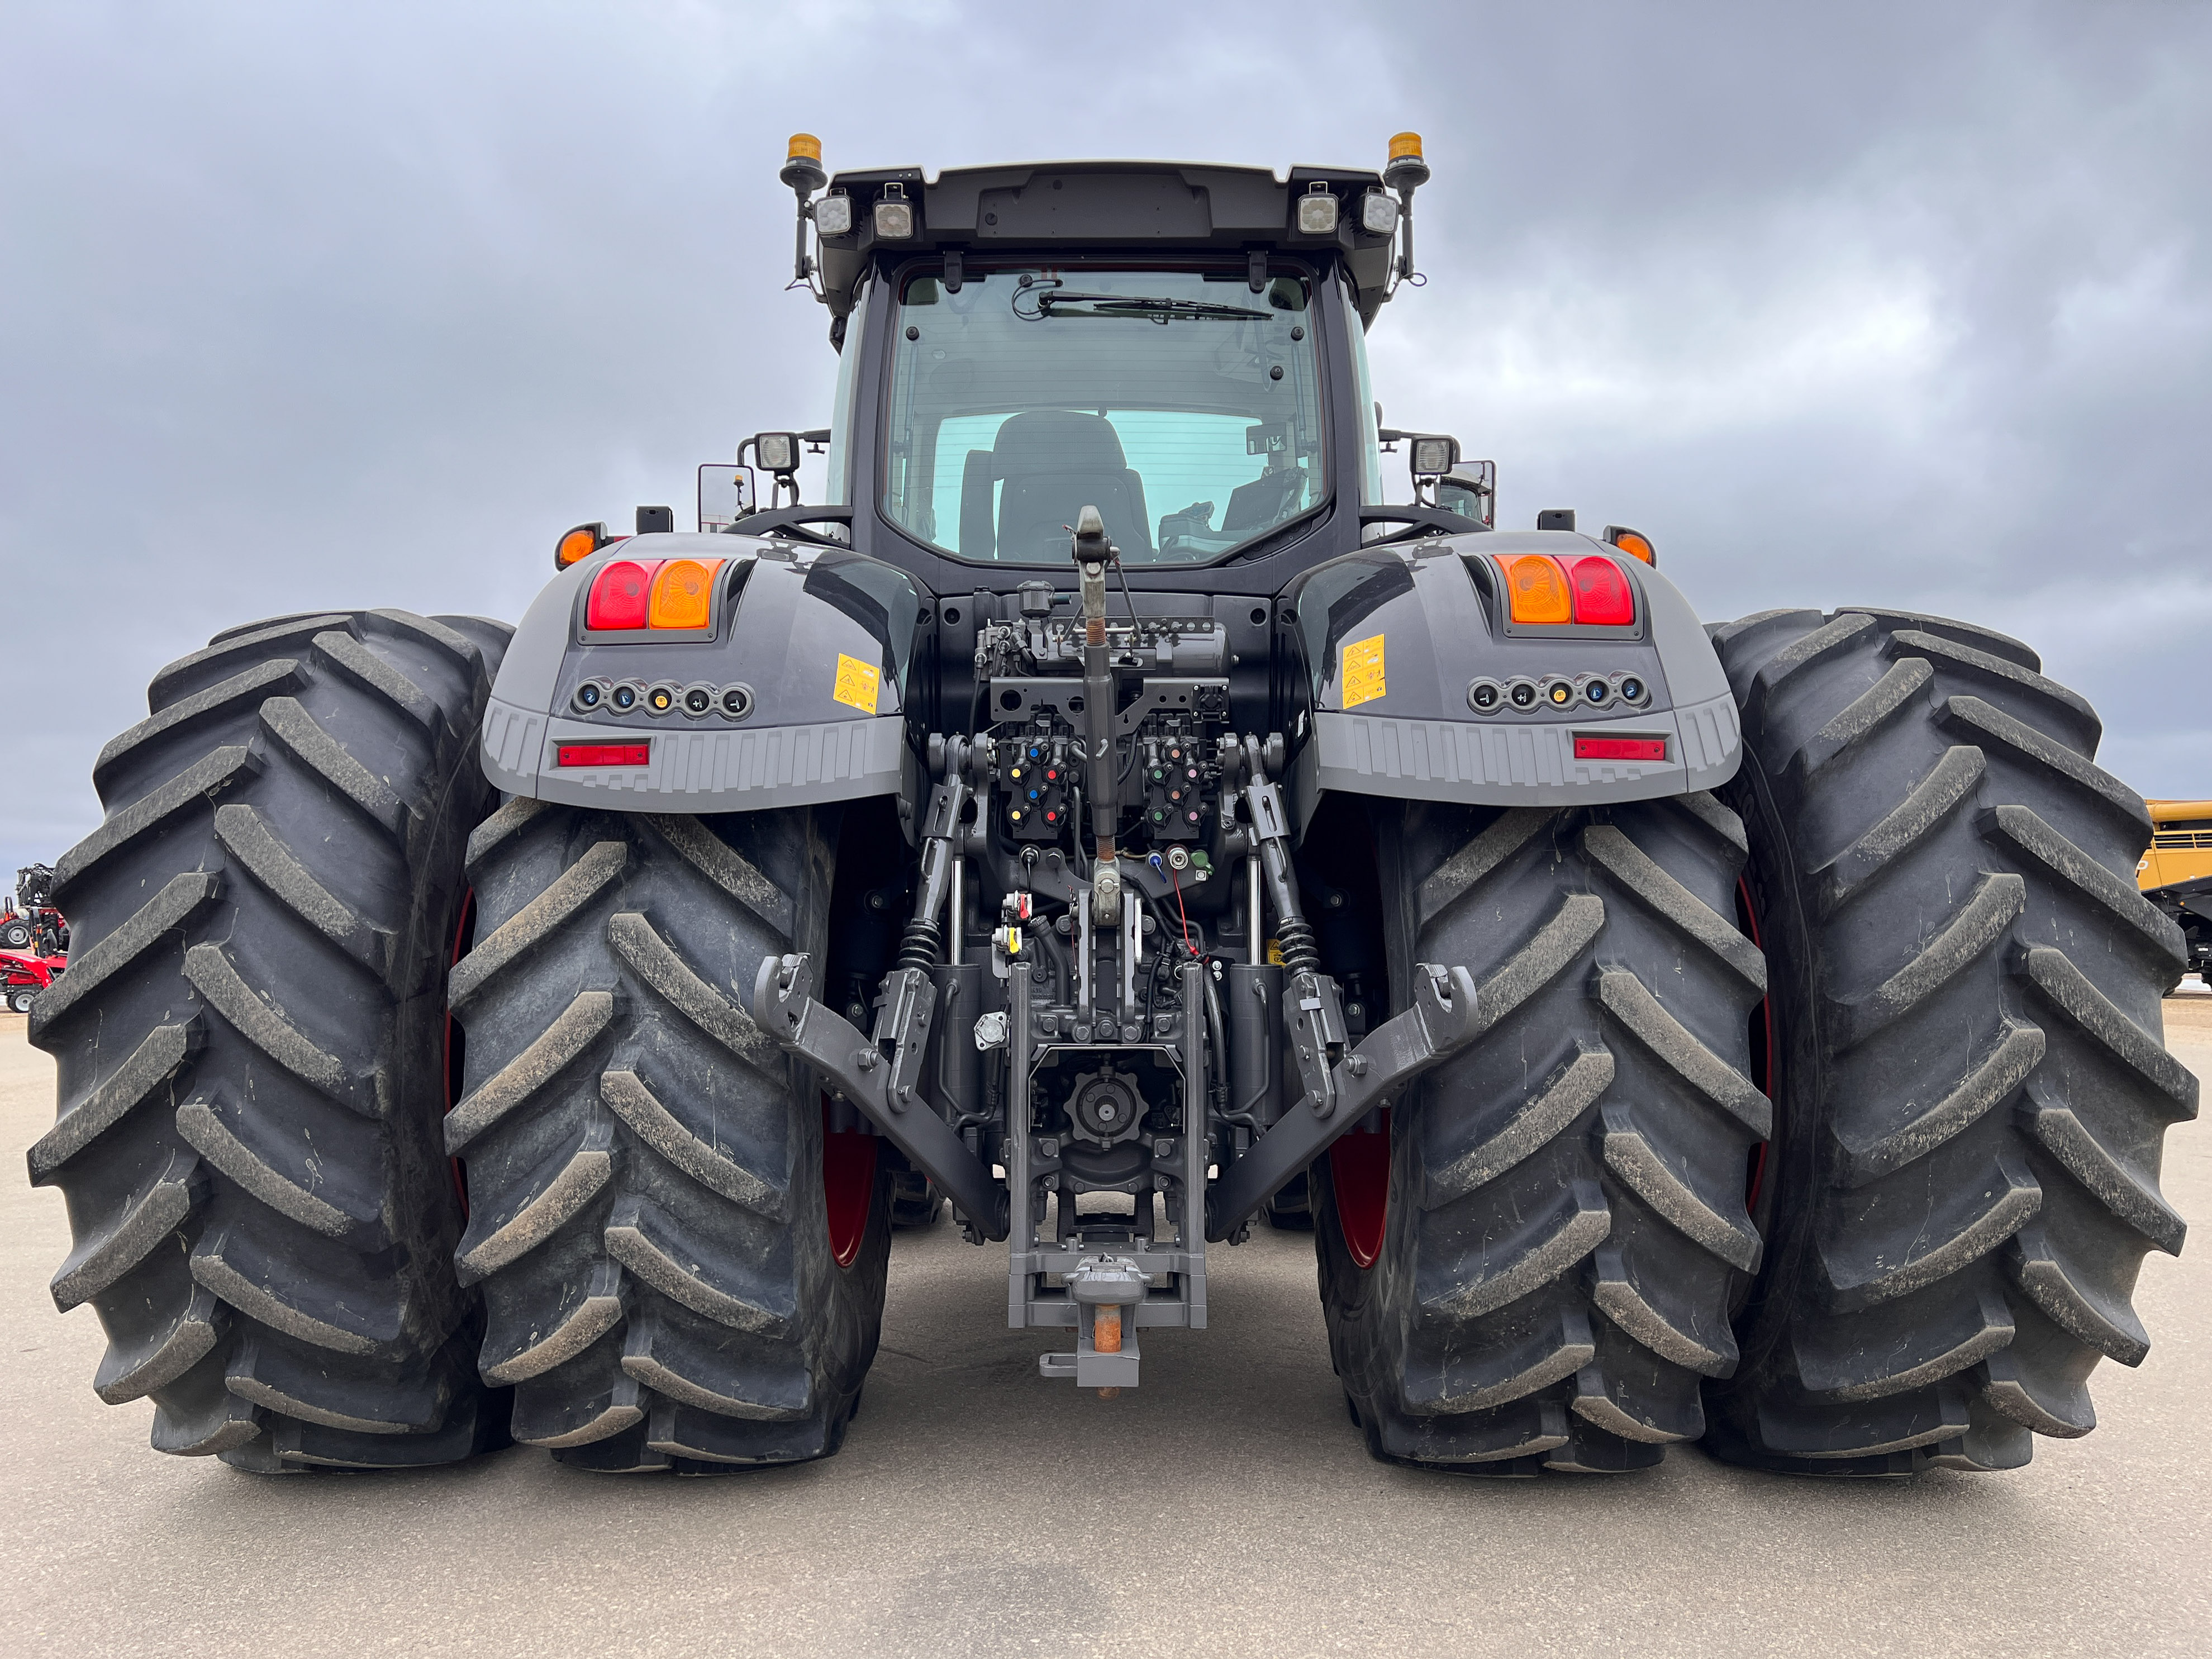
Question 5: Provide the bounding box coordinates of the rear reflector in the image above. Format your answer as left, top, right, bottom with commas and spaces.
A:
557, 743, 650, 767
1574, 735, 1666, 762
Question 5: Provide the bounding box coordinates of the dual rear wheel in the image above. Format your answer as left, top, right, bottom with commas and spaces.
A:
31, 606, 2191, 1477
1319, 608, 2192, 1474
28, 613, 889, 1472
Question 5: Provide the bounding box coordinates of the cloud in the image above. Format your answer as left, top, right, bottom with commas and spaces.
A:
3, 0, 2208, 896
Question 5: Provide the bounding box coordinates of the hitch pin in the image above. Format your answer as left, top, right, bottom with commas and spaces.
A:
1094, 1304, 1123, 1399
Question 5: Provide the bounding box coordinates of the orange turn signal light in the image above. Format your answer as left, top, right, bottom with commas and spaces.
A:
1499, 554, 1573, 625
648, 558, 724, 631
1605, 526, 1656, 565
556, 522, 609, 570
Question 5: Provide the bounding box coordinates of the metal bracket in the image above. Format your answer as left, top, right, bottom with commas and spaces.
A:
1038, 1323, 1141, 1389
868, 964, 935, 1112
1205, 962, 1480, 1240
1285, 967, 1348, 1123
754, 952, 1010, 1239
1040, 1256, 1146, 1388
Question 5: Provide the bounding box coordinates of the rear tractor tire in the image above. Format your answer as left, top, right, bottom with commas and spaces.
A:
449, 802, 889, 1472
1319, 795, 1769, 1473
28, 610, 511, 1469
1706, 609, 2194, 1473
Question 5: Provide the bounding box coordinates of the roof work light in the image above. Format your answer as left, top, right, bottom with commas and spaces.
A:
873, 182, 916, 240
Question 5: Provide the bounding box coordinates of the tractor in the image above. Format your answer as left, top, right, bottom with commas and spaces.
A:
27, 135, 2191, 1477
2, 863, 66, 955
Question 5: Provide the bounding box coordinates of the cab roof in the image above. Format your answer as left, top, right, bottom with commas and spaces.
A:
816, 160, 1398, 326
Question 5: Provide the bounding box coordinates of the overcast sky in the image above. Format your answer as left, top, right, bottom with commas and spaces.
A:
5, 1, 2208, 893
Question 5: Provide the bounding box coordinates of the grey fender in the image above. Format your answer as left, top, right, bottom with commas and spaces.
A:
1290, 530, 1739, 810
481, 531, 921, 810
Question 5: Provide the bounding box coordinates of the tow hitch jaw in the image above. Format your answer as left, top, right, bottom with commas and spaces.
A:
1039, 1256, 1145, 1395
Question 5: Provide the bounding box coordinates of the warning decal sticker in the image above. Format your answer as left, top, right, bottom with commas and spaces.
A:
1340, 634, 1386, 709
831, 653, 882, 714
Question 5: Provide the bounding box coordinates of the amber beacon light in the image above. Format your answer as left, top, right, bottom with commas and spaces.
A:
783, 133, 825, 188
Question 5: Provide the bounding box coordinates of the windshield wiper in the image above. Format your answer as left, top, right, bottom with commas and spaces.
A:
1017, 289, 1274, 323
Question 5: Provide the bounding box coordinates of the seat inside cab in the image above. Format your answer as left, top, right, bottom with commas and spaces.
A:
960, 410, 1154, 561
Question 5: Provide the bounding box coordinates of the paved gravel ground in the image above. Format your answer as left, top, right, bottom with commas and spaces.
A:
4, 1002, 2209, 1658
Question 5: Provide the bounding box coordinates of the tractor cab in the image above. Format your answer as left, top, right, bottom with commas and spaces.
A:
708, 140, 1481, 598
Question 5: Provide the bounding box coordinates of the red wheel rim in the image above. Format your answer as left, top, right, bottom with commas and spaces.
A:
821, 1094, 878, 1268
1737, 876, 1776, 1213
1330, 1108, 1391, 1270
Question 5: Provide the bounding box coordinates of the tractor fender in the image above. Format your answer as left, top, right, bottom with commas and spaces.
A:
481, 532, 919, 810
1290, 530, 1739, 810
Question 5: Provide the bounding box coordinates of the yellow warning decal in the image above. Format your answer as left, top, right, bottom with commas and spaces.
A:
831, 653, 882, 714
1341, 634, 1386, 708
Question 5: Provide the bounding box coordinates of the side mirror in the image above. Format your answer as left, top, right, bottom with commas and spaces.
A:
697, 463, 754, 531
1435, 461, 1496, 530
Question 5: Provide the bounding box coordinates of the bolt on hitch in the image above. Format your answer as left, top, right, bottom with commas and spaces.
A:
1039, 1255, 1145, 1396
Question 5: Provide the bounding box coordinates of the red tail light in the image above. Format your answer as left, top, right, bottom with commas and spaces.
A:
586, 559, 662, 631
557, 743, 651, 767
1568, 557, 1635, 626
